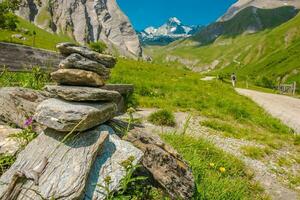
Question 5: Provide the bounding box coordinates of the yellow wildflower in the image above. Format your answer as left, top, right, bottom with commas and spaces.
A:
209, 163, 215, 167
219, 167, 226, 173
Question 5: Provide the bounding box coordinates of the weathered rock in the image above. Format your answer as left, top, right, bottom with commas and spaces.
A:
51, 69, 105, 87
56, 43, 117, 68
0, 87, 48, 129
84, 125, 144, 200
101, 84, 134, 96
0, 126, 109, 199
35, 98, 117, 132
17, 0, 143, 58
124, 128, 195, 200
0, 125, 21, 155
59, 53, 111, 80
44, 85, 122, 103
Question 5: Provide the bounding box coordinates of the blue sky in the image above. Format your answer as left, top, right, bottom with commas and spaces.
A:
117, 0, 237, 30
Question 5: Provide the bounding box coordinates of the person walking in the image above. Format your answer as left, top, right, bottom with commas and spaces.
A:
231, 73, 237, 87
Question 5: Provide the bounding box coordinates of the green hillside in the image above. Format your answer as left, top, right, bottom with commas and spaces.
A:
0, 17, 74, 51
148, 13, 300, 91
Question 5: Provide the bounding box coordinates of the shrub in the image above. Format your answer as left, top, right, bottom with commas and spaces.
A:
0, 0, 20, 30
148, 109, 176, 127
89, 41, 107, 53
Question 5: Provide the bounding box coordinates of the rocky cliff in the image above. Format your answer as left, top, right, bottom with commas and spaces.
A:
219, 0, 300, 22
17, 0, 142, 58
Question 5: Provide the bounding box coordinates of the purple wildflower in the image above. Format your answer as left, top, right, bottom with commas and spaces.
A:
24, 117, 33, 127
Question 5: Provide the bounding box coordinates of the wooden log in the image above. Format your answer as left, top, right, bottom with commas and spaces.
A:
0, 126, 109, 200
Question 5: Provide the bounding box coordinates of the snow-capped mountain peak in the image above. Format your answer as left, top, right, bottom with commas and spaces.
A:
138, 17, 202, 45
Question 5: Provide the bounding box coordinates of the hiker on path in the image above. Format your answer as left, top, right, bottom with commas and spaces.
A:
231, 73, 237, 87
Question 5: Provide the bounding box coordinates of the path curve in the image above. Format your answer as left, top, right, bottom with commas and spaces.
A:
236, 88, 300, 133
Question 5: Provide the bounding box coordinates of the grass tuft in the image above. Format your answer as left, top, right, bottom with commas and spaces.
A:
148, 109, 176, 127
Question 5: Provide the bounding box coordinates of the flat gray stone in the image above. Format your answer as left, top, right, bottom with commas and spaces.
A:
59, 53, 111, 80
84, 125, 144, 200
51, 69, 105, 87
0, 125, 109, 200
34, 98, 117, 132
44, 85, 122, 102
56, 43, 117, 68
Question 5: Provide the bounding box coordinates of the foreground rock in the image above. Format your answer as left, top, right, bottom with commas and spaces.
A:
44, 85, 122, 102
56, 43, 117, 67
84, 125, 143, 200
0, 126, 109, 199
59, 53, 111, 80
0, 87, 48, 128
124, 128, 195, 200
101, 84, 134, 96
51, 69, 105, 87
35, 98, 117, 132
0, 125, 21, 155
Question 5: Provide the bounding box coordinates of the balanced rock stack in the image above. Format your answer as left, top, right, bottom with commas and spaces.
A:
35, 43, 122, 132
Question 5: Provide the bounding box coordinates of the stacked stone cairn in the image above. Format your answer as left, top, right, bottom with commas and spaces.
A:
35, 43, 122, 132
0, 43, 195, 200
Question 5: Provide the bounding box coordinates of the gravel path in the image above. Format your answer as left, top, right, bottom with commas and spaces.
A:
118, 109, 299, 200
236, 88, 300, 133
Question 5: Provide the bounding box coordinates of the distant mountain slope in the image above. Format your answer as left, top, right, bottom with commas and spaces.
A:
16, 0, 142, 58
138, 17, 202, 46
219, 0, 300, 21
149, 13, 300, 90
193, 6, 299, 44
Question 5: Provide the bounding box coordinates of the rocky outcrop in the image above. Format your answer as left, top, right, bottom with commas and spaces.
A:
219, 0, 300, 22
17, 0, 143, 58
124, 128, 195, 200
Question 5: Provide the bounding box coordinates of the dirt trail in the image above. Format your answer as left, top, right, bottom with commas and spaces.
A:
236, 88, 300, 133
118, 109, 299, 200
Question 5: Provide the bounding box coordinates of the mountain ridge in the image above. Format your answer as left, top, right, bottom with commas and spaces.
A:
138, 17, 202, 46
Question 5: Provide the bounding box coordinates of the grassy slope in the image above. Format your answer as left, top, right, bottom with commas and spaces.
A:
148, 14, 300, 90
0, 17, 74, 51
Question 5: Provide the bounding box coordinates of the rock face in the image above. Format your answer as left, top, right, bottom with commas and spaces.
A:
35, 98, 117, 132
59, 53, 111, 80
17, 0, 142, 58
124, 128, 195, 200
56, 43, 117, 68
0, 87, 48, 128
44, 85, 122, 102
0, 126, 109, 199
84, 125, 143, 200
51, 69, 105, 87
219, 0, 300, 22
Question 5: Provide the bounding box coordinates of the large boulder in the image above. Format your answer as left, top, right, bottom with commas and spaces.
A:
34, 98, 117, 132
0, 87, 48, 128
59, 53, 111, 80
44, 85, 122, 103
84, 125, 144, 200
0, 125, 21, 155
124, 128, 195, 200
0, 125, 109, 199
51, 69, 105, 87
56, 43, 117, 67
